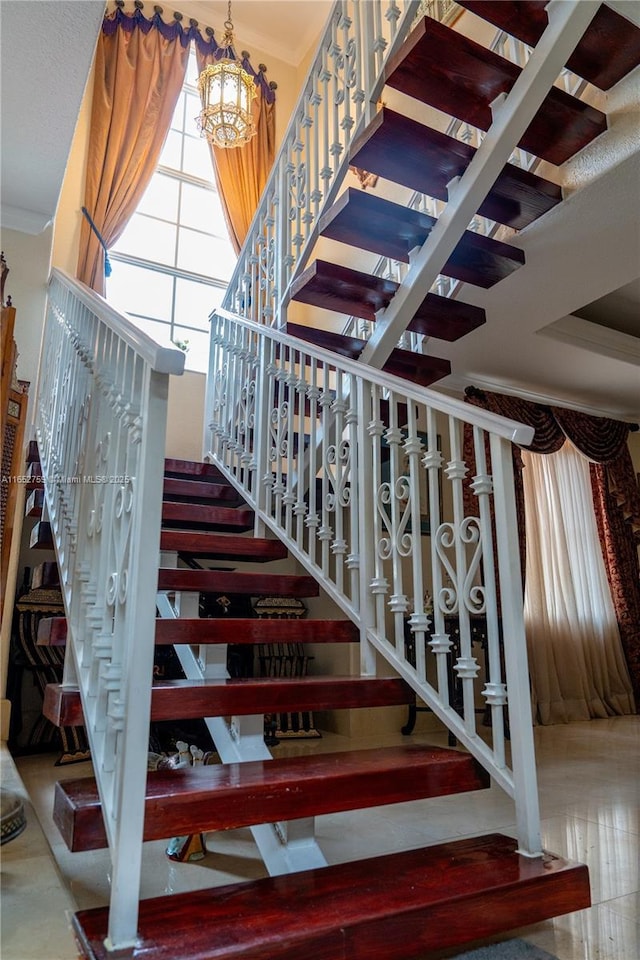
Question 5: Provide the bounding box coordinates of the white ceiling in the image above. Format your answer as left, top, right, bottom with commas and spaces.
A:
183, 0, 333, 67
0, 0, 105, 233
1, 0, 638, 421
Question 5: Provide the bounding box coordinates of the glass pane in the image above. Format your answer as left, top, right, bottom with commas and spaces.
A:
180, 181, 225, 233
137, 172, 179, 221
175, 277, 225, 330
186, 49, 201, 87
173, 325, 210, 374
177, 227, 237, 280
107, 262, 174, 322
112, 214, 177, 267
182, 131, 213, 180
186, 90, 202, 123
159, 129, 182, 170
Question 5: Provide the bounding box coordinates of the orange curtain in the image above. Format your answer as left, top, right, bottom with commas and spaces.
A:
195, 49, 276, 254
77, 19, 189, 294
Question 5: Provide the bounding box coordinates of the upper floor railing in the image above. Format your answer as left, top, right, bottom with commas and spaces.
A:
34, 268, 184, 950
204, 307, 542, 857
222, 0, 423, 327
220, 0, 592, 349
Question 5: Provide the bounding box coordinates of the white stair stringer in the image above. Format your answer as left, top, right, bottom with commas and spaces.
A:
155, 587, 328, 876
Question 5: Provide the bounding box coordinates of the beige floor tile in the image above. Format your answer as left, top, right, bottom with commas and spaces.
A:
5, 716, 639, 960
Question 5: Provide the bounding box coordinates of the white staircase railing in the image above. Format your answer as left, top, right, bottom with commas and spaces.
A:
34, 268, 184, 950
204, 308, 543, 857
222, 0, 423, 327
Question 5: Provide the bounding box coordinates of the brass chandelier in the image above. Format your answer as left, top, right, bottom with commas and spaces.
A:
196, 1, 257, 149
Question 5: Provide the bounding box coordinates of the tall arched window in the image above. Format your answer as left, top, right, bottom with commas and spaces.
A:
107, 50, 235, 372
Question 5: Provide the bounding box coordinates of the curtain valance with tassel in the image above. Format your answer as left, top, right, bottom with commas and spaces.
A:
78, 0, 277, 291
464, 385, 633, 462
104, 2, 277, 104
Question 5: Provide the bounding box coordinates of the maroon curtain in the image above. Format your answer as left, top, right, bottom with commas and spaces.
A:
591, 452, 640, 703
464, 387, 640, 701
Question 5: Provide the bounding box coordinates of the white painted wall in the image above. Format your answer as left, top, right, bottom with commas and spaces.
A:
0, 226, 53, 418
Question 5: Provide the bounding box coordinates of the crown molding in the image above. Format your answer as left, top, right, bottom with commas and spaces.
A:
439, 372, 639, 423
538, 315, 640, 367
1, 203, 53, 235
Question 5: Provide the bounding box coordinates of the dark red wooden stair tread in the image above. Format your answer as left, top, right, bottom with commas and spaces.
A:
71, 833, 590, 960
54, 744, 489, 850
30, 520, 54, 550
157, 568, 319, 597
151, 617, 357, 644
287, 320, 452, 386
290, 261, 485, 342
25, 488, 44, 517
384, 16, 607, 166
350, 108, 562, 230
44, 676, 414, 727
458, 0, 640, 91
163, 477, 239, 502
37, 616, 359, 648
159, 529, 287, 561
161, 502, 254, 531
320, 187, 524, 288
164, 458, 227, 480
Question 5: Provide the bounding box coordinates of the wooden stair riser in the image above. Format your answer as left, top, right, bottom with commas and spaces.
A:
70, 834, 591, 960
384, 16, 607, 166
320, 187, 525, 288
164, 458, 229, 481
44, 677, 413, 728
458, 1, 640, 91
157, 568, 319, 598
37, 617, 360, 648
159, 530, 288, 562
349, 108, 562, 230
161, 502, 254, 531
54, 745, 490, 851
163, 477, 241, 504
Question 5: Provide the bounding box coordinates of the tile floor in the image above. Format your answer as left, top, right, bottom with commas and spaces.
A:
1, 715, 638, 960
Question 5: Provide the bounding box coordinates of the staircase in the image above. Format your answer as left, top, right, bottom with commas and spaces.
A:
32, 1, 640, 957
287, 3, 638, 372
40, 457, 588, 959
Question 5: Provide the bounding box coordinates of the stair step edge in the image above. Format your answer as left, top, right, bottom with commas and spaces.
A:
71, 833, 590, 960
54, 744, 489, 849
38, 618, 360, 647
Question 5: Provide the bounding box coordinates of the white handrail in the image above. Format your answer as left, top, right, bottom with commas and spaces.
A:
45, 269, 185, 375
34, 267, 184, 950
211, 308, 535, 446
204, 307, 542, 856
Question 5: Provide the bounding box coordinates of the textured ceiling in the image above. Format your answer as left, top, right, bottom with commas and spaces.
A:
0, 0, 105, 233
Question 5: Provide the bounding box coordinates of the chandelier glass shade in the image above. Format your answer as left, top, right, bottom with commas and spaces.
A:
196, 3, 257, 149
